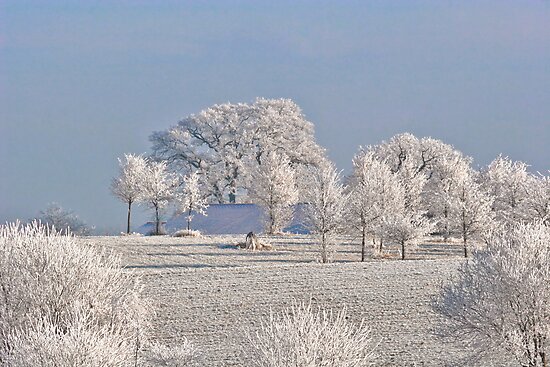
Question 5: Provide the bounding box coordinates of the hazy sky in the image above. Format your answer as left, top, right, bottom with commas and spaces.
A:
1, 1, 549, 233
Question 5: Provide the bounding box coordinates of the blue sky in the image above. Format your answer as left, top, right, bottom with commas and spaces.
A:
1, 1, 549, 233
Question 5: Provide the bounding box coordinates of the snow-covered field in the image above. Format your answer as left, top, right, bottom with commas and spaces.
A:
84, 235, 509, 366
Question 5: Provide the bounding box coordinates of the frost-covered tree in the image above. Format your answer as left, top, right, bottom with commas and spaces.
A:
150, 98, 325, 203
0, 221, 147, 366
424, 154, 473, 240
111, 153, 147, 234
381, 211, 432, 260
346, 149, 405, 261
142, 161, 178, 235
373, 133, 469, 218
304, 163, 348, 263
435, 222, 550, 366
248, 301, 375, 367
482, 155, 531, 226
524, 173, 550, 226
176, 172, 209, 231
35, 202, 92, 236
247, 151, 299, 234
449, 173, 495, 257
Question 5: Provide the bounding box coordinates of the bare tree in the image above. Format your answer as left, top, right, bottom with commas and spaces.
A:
481, 155, 531, 226
176, 172, 209, 231
247, 300, 375, 367
381, 211, 432, 260
111, 153, 147, 234
449, 173, 495, 257
142, 160, 178, 235
247, 151, 298, 234
35, 202, 92, 236
423, 154, 473, 241
346, 149, 405, 261
434, 222, 550, 366
304, 163, 348, 263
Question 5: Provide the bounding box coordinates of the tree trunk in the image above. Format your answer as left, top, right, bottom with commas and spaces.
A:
321, 232, 328, 263
361, 227, 366, 262
133, 331, 140, 367
443, 206, 449, 242
462, 209, 468, 258
127, 200, 132, 234
187, 208, 191, 231
155, 206, 160, 235
401, 241, 405, 260
379, 238, 383, 252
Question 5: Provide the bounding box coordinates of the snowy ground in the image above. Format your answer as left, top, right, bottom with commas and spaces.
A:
83, 234, 511, 366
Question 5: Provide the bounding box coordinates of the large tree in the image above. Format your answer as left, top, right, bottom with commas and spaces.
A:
150, 98, 325, 203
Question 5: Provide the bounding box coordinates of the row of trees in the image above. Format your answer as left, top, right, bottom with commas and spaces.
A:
233, 132, 548, 262
112, 98, 548, 262
111, 154, 208, 235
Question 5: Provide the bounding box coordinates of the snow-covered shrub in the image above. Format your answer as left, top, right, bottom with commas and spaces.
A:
145, 340, 199, 367
1, 307, 132, 367
434, 221, 550, 366
0, 221, 147, 366
248, 301, 375, 367
172, 229, 202, 238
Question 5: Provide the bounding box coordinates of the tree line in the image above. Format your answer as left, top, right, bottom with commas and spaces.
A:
112, 98, 549, 263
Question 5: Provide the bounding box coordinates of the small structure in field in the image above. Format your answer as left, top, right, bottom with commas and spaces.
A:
236, 232, 272, 251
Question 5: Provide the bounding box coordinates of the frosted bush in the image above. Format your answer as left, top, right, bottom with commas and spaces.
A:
248, 301, 375, 367
145, 340, 199, 367
1, 307, 132, 367
435, 221, 550, 366
0, 221, 147, 365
